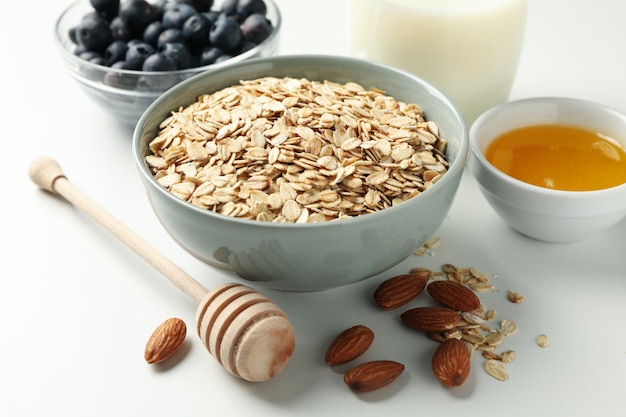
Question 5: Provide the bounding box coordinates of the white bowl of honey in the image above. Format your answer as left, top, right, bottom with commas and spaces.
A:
469, 97, 626, 242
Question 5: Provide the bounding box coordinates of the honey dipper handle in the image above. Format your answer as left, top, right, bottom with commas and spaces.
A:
29, 157, 208, 304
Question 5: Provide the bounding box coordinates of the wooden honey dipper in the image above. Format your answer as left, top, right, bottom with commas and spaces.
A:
28, 157, 295, 382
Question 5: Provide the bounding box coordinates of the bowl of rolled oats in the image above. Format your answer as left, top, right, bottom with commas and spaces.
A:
133, 54, 469, 290
469, 97, 626, 242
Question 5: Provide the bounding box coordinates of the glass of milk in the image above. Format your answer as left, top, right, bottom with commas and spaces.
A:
348, 0, 528, 124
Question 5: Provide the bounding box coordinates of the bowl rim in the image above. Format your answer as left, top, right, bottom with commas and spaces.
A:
53, 0, 282, 79
132, 54, 470, 230
470, 96, 626, 200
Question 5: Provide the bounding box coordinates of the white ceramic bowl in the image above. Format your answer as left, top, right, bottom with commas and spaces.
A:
133, 55, 469, 291
469, 97, 626, 243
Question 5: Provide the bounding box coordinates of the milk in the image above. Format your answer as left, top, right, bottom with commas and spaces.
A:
348, 0, 527, 123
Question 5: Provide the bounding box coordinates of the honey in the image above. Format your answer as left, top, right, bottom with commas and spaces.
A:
485, 124, 626, 191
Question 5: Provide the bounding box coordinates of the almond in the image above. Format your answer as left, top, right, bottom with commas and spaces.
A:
374, 272, 429, 309
144, 317, 187, 364
400, 306, 460, 332
431, 338, 471, 387
343, 360, 405, 392
325, 325, 374, 365
427, 280, 481, 312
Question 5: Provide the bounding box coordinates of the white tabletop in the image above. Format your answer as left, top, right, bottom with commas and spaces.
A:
2, 1, 625, 416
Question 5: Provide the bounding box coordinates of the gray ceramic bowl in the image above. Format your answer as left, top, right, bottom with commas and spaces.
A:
54, 0, 281, 126
133, 55, 468, 291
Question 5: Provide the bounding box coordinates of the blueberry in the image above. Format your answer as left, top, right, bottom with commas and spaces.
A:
137, 72, 179, 91
76, 15, 113, 53
214, 54, 233, 63
151, 0, 169, 18
68, 26, 79, 44
81, 11, 102, 22
191, 0, 214, 13
90, 57, 108, 66
143, 21, 165, 47
79, 50, 104, 61
162, 2, 198, 29
237, 40, 256, 54
142, 53, 177, 71
174, 0, 215, 13
127, 38, 144, 47
209, 16, 242, 52
219, 0, 238, 15
159, 42, 192, 69
125, 41, 155, 69
240, 13, 272, 44
73, 44, 88, 56
111, 60, 135, 70
198, 46, 225, 66
157, 28, 187, 48
104, 64, 138, 88
118, 0, 159, 37
104, 40, 128, 66
89, 0, 120, 20
181, 14, 211, 48
110, 16, 132, 41
236, 0, 266, 19
202, 11, 220, 27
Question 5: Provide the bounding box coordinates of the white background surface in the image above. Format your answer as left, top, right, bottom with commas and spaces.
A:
2, 1, 625, 416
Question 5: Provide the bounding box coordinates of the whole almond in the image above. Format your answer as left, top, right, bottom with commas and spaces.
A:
325, 325, 374, 365
431, 338, 471, 387
374, 272, 429, 309
343, 360, 405, 392
400, 306, 460, 332
144, 317, 187, 364
427, 280, 481, 312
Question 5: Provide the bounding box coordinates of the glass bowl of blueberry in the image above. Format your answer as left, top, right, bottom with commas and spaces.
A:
55, 0, 281, 126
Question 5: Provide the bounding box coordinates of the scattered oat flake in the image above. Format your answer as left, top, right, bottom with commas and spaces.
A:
506, 291, 523, 303
462, 331, 486, 345
460, 311, 485, 326
477, 344, 496, 352
536, 334, 550, 348
429, 271, 445, 280
469, 267, 490, 282
500, 320, 518, 336
485, 331, 504, 347
423, 236, 441, 249
484, 359, 509, 381
500, 350, 517, 363
470, 282, 494, 292
482, 351, 501, 360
